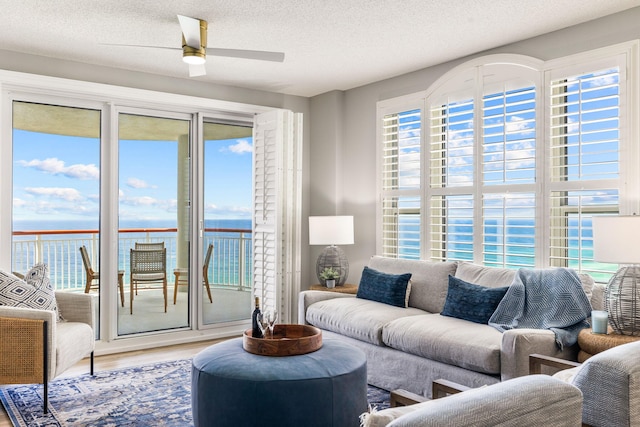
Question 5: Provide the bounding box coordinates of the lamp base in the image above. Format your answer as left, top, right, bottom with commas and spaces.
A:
316, 245, 349, 286
605, 265, 640, 336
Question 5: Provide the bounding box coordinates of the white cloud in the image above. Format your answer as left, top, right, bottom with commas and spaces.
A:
124, 196, 158, 206
25, 187, 82, 201
204, 204, 251, 218
19, 157, 99, 180
126, 177, 156, 189
13, 198, 27, 208
226, 139, 253, 154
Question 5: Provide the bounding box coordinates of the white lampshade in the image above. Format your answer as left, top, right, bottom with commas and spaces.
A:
309, 216, 354, 246
593, 216, 640, 264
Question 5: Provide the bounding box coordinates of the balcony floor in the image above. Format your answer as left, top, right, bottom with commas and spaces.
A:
115, 287, 251, 335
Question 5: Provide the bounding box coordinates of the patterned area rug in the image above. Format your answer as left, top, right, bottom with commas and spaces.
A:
0, 359, 390, 426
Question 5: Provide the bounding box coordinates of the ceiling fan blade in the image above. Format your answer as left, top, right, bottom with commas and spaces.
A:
99, 43, 181, 52
189, 63, 207, 77
177, 15, 202, 48
206, 48, 285, 62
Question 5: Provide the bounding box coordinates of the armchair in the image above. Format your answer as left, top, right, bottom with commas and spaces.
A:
0, 291, 96, 413
530, 340, 640, 427
362, 375, 582, 426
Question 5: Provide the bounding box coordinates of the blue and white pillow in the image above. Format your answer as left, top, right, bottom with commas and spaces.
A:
0, 264, 61, 320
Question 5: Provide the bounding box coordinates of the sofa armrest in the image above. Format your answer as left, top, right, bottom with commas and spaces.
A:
55, 292, 96, 328
297, 290, 355, 324
529, 353, 581, 375
500, 328, 578, 380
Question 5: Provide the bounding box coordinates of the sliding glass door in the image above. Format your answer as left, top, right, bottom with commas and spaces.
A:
11, 100, 102, 327
117, 111, 191, 335
201, 121, 254, 325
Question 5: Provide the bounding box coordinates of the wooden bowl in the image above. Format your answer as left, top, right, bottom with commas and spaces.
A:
243, 324, 322, 356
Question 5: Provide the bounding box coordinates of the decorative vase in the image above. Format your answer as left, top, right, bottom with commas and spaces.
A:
326, 279, 336, 289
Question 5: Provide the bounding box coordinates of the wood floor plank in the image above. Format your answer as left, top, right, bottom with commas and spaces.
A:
0, 338, 229, 426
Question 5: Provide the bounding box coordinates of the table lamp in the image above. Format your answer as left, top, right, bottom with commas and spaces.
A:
592, 215, 640, 336
309, 216, 354, 286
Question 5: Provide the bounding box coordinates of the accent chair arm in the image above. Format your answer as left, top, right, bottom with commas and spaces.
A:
431, 379, 471, 399
529, 353, 581, 375
391, 379, 471, 408
55, 291, 96, 327
390, 389, 429, 407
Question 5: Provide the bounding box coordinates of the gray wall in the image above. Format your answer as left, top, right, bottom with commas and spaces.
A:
309, 6, 640, 287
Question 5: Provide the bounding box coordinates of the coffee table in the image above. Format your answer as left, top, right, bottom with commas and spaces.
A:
191, 337, 368, 427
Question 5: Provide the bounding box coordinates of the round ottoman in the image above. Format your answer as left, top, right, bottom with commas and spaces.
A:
191, 337, 367, 427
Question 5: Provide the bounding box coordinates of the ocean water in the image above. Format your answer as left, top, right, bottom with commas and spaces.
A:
397, 217, 605, 279
12, 218, 252, 288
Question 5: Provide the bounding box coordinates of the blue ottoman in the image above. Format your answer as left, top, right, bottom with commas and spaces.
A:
192, 337, 367, 427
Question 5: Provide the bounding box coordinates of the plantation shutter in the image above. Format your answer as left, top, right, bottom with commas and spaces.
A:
546, 58, 624, 277
252, 109, 302, 323
379, 105, 422, 259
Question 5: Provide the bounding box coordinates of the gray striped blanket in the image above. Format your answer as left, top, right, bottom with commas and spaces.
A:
488, 268, 592, 349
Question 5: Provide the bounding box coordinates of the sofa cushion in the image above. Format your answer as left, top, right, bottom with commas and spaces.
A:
456, 262, 597, 304
306, 297, 425, 346
454, 261, 515, 287
368, 256, 457, 313
440, 275, 509, 324
357, 266, 412, 308
382, 314, 503, 374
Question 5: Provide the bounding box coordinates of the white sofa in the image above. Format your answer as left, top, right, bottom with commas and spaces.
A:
299, 256, 603, 397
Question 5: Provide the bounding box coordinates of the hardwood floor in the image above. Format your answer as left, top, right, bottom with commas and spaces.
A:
0, 338, 230, 426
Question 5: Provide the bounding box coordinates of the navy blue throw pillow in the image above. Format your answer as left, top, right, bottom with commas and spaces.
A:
440, 275, 509, 324
356, 266, 412, 308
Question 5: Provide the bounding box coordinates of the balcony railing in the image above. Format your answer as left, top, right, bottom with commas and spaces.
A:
11, 227, 252, 292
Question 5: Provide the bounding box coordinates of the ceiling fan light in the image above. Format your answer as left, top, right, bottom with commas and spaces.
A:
183, 53, 206, 65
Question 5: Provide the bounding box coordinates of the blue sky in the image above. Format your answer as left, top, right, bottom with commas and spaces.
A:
12, 129, 253, 226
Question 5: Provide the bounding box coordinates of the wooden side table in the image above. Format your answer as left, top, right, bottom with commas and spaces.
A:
577, 327, 640, 362
309, 283, 358, 294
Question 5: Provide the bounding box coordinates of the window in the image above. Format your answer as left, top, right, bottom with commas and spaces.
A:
379, 105, 422, 259
378, 43, 638, 281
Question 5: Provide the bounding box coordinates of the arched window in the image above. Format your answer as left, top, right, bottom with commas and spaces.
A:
378, 44, 638, 282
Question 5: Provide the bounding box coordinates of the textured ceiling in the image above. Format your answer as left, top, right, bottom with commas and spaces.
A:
1, 0, 639, 97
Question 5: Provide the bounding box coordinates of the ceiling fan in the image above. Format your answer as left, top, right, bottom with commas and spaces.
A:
109, 15, 285, 77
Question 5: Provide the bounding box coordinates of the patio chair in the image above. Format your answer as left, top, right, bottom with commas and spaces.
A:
202, 243, 214, 303
173, 243, 214, 304
135, 242, 165, 251
530, 340, 640, 427
129, 247, 167, 314
0, 288, 96, 414
79, 245, 125, 307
